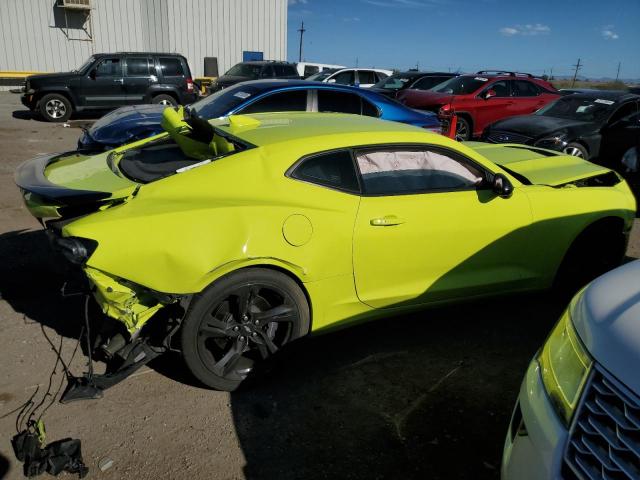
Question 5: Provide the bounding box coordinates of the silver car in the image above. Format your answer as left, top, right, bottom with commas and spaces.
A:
501, 260, 640, 479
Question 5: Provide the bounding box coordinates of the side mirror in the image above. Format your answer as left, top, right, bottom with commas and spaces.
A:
484, 89, 496, 100
327, 78, 336, 84
89, 69, 97, 80
492, 173, 513, 198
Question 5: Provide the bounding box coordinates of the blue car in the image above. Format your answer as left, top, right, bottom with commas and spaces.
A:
77, 80, 441, 150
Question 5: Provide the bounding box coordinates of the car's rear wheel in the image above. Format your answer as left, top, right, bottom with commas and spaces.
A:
180, 268, 310, 391
152, 94, 178, 106
563, 142, 589, 160
455, 116, 471, 141
39, 93, 72, 122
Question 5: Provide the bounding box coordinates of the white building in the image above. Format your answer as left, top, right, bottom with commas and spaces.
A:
0, 0, 288, 80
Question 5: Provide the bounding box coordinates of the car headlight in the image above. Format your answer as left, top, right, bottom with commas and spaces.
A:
54, 236, 98, 265
534, 133, 569, 150
538, 308, 592, 426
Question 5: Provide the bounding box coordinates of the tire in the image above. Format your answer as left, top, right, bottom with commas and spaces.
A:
563, 142, 589, 160
152, 94, 178, 106
455, 116, 471, 141
39, 93, 72, 122
554, 221, 625, 295
180, 268, 310, 391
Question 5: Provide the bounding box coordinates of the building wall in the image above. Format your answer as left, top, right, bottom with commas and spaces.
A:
0, 0, 287, 78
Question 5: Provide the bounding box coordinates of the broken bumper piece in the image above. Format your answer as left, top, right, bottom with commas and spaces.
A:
84, 267, 169, 335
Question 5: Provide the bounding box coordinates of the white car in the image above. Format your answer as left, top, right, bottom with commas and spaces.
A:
306, 67, 393, 88
296, 62, 345, 78
501, 260, 640, 479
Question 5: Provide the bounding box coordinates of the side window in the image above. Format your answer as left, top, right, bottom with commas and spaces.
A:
412, 76, 443, 90
331, 70, 355, 85
355, 149, 484, 195
290, 150, 359, 193
94, 58, 122, 77
486, 80, 510, 97
609, 102, 639, 124
512, 80, 539, 97
304, 65, 319, 77
358, 70, 376, 85
261, 65, 275, 77
159, 57, 184, 77
318, 90, 361, 114
240, 90, 308, 114
126, 57, 151, 77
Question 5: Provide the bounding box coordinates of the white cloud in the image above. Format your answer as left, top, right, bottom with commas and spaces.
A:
601, 25, 619, 40
288, 0, 308, 5
500, 23, 550, 36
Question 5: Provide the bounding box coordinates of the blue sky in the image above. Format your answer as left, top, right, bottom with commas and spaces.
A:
286, 0, 640, 80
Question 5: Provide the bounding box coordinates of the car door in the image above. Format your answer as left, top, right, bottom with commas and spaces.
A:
82, 57, 126, 107
474, 80, 513, 131
352, 145, 533, 308
599, 100, 640, 164
328, 70, 355, 86
511, 80, 546, 115
124, 56, 154, 104
356, 70, 377, 88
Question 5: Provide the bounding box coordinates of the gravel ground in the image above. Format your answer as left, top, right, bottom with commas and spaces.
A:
0, 93, 638, 480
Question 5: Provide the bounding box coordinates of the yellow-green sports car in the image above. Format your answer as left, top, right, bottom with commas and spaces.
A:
15, 108, 637, 392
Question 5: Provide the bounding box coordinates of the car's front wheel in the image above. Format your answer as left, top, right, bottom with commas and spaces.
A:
563, 142, 589, 160
39, 93, 72, 122
180, 268, 310, 391
455, 116, 471, 141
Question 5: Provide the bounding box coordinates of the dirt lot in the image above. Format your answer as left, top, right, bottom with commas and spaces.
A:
0, 92, 638, 480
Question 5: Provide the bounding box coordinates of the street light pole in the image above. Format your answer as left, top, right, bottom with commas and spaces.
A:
297, 21, 306, 62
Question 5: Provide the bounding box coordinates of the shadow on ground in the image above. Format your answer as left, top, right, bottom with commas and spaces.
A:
12, 109, 101, 123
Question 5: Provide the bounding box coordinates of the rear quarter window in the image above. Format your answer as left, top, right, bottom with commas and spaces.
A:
290, 150, 360, 193
159, 57, 185, 77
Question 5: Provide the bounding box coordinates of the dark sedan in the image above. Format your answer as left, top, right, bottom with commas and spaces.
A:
369, 71, 457, 98
483, 91, 640, 173
78, 80, 441, 150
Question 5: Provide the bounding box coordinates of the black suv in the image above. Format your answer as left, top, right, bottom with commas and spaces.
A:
21, 52, 197, 122
212, 61, 301, 91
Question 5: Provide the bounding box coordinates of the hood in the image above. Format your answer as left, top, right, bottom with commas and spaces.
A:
572, 260, 640, 395
398, 90, 453, 108
28, 72, 78, 83
466, 142, 611, 186
488, 115, 594, 139
89, 104, 166, 145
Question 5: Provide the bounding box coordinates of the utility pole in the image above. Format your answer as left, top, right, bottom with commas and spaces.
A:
571, 58, 582, 87
615, 62, 621, 82
550, 67, 554, 80
297, 21, 306, 62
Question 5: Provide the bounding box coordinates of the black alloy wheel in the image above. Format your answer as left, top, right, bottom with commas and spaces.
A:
181, 268, 310, 391
455, 116, 471, 141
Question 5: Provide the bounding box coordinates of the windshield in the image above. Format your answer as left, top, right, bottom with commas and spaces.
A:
189, 84, 261, 119
224, 63, 262, 78
76, 56, 95, 73
536, 96, 614, 122
372, 74, 416, 90
307, 69, 339, 81
431, 76, 487, 95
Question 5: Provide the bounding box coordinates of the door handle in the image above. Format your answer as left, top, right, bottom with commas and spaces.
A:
370, 215, 406, 226
114, 78, 124, 84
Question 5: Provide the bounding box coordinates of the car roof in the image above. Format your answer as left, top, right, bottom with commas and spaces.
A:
93, 52, 187, 58
237, 61, 294, 65
220, 79, 392, 98
565, 90, 640, 102
215, 112, 429, 148
393, 71, 455, 77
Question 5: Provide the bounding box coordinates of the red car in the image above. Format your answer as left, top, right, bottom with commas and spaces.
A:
397, 71, 560, 141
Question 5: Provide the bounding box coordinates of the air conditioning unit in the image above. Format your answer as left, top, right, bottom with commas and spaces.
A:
60, 0, 91, 10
